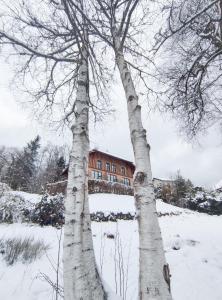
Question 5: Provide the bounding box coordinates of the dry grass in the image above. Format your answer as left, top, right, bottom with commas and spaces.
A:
0, 236, 49, 265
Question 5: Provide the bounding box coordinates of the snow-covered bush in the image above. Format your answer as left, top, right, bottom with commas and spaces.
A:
187, 188, 222, 215
32, 194, 64, 226
0, 236, 49, 265
0, 192, 34, 223
157, 181, 222, 215
91, 211, 135, 222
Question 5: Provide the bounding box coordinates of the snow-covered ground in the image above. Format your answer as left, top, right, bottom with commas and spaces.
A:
0, 193, 222, 299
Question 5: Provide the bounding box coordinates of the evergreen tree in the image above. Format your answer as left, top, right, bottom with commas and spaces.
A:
55, 156, 66, 181
6, 136, 41, 191
7, 153, 22, 190
174, 170, 193, 202
23, 135, 41, 188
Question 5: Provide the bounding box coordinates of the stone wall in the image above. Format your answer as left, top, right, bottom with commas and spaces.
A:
46, 180, 68, 196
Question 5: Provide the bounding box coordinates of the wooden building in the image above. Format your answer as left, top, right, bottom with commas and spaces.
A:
63, 149, 135, 186
88, 149, 135, 186
46, 150, 176, 196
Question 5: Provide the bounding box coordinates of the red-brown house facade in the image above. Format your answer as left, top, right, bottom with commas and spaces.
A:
63, 149, 135, 186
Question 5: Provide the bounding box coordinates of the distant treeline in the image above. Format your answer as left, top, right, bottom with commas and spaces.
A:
0, 136, 69, 193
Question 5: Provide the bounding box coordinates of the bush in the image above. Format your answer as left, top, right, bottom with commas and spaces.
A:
0, 192, 33, 223
187, 194, 222, 215
33, 194, 64, 226
0, 236, 49, 265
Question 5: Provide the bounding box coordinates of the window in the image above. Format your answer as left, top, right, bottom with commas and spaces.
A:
107, 174, 117, 182
111, 164, 116, 173
123, 178, 130, 186
92, 170, 102, 180
97, 160, 102, 170
121, 167, 126, 175
106, 162, 110, 171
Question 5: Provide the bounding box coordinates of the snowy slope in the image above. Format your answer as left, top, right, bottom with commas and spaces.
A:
0, 193, 222, 300
89, 193, 135, 213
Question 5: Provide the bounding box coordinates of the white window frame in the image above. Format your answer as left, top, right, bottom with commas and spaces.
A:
97, 160, 102, 170
107, 173, 117, 182
106, 162, 110, 171
92, 170, 102, 180
111, 164, 116, 173
123, 178, 130, 186
121, 166, 126, 175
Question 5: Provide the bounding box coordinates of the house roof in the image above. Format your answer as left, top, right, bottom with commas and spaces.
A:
89, 149, 135, 167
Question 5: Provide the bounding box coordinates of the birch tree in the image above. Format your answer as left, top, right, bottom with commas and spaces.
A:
70, 1, 172, 298
154, 0, 222, 137
0, 1, 109, 299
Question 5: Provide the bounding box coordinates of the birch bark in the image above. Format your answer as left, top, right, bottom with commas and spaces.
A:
114, 34, 172, 300
63, 43, 106, 300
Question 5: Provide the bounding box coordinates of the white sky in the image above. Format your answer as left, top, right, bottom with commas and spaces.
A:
0, 60, 222, 188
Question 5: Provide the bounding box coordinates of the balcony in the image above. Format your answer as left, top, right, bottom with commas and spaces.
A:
90, 172, 131, 187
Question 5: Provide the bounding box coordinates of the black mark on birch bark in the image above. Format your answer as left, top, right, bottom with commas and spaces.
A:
135, 172, 146, 184
163, 263, 171, 292
146, 287, 160, 296
72, 186, 77, 193
82, 248, 91, 252
128, 95, 134, 101
135, 193, 142, 211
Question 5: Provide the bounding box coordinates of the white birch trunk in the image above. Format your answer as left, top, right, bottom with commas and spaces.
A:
114, 35, 172, 300
63, 45, 106, 300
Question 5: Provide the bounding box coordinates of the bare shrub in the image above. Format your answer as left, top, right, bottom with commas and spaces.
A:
0, 236, 49, 265
113, 225, 130, 300
36, 229, 63, 300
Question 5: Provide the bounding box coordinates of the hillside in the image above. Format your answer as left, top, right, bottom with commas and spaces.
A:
0, 193, 221, 299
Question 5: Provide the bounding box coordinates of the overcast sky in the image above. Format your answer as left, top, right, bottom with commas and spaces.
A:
0, 59, 222, 188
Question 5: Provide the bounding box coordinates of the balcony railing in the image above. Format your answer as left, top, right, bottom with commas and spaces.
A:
90, 174, 131, 187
